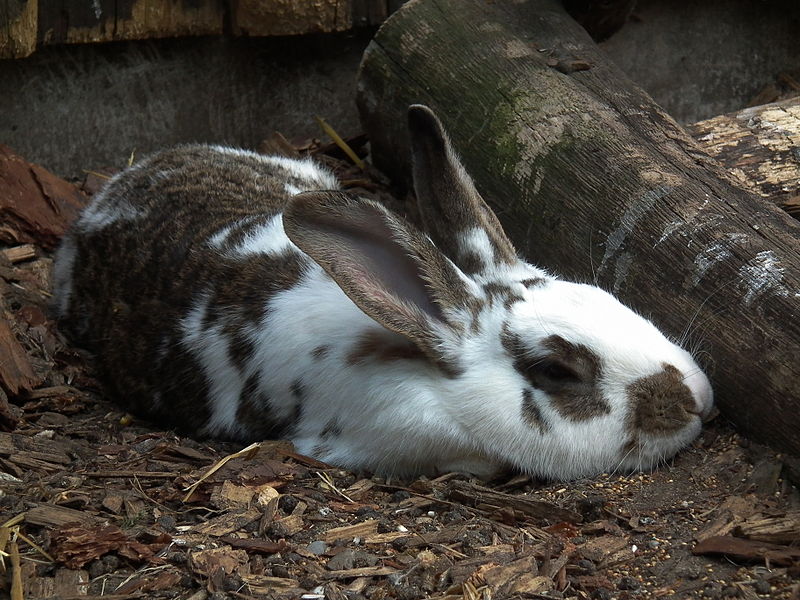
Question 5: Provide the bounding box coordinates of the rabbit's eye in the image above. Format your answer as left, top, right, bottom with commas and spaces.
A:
536, 360, 579, 382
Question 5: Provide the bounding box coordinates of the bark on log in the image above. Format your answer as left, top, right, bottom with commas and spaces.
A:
689, 96, 800, 219
357, 0, 800, 456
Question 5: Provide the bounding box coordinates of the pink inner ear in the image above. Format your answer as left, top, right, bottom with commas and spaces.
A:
321, 212, 445, 323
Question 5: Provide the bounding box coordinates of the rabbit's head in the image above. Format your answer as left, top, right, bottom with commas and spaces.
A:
284, 105, 713, 479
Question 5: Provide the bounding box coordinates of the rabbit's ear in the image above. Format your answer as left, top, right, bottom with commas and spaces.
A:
408, 105, 518, 275
284, 190, 474, 376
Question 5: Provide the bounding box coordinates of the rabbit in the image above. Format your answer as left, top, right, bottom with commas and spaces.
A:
53, 105, 713, 480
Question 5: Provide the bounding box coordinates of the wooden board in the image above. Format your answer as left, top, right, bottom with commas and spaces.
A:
1, 0, 391, 59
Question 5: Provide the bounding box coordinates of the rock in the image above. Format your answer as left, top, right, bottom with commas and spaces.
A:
307, 540, 328, 556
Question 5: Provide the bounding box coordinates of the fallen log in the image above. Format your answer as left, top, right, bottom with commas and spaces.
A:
357, 0, 800, 456
689, 96, 800, 218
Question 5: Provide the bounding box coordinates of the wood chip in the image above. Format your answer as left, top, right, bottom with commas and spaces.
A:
323, 519, 379, 543
0, 319, 39, 395
692, 535, 800, 566
50, 523, 161, 568
322, 566, 399, 580
1, 244, 36, 264
218, 536, 289, 555
577, 535, 630, 567
447, 481, 582, 523
190, 507, 261, 537
239, 574, 301, 593
0, 144, 87, 249
25, 504, 104, 528
735, 512, 800, 545
271, 514, 305, 537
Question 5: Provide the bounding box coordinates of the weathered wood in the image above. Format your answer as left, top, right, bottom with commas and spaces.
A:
0, 244, 36, 264
690, 96, 800, 218
0, 0, 37, 58
0, 145, 87, 250
1, 0, 391, 59
0, 318, 38, 396
692, 535, 800, 566
357, 0, 800, 456
736, 512, 800, 545
36, 0, 222, 47
232, 0, 388, 36
447, 481, 582, 523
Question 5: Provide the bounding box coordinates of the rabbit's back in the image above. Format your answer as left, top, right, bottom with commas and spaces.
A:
53, 145, 338, 435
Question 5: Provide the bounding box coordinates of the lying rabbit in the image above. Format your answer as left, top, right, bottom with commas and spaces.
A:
53, 105, 713, 479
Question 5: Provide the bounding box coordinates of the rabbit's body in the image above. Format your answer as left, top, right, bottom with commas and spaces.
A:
54, 107, 713, 479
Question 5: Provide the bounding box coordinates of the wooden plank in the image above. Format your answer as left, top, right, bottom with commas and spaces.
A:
113, 0, 223, 42
0, 0, 37, 58
235, 0, 390, 36
37, 0, 222, 45
5, 0, 391, 59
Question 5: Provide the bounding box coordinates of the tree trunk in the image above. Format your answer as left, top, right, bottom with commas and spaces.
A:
357, 0, 800, 456
689, 96, 800, 218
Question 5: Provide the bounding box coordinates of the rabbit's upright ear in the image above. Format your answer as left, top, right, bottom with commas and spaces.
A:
408, 105, 518, 275
284, 191, 475, 375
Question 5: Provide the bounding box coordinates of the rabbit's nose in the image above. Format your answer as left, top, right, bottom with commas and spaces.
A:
684, 369, 714, 422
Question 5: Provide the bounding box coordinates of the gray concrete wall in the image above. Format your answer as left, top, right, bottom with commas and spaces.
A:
0, 34, 370, 177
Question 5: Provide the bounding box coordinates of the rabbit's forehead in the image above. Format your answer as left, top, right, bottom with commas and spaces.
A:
509, 281, 674, 368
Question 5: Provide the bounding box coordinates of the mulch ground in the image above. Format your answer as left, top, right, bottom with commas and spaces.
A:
1, 136, 798, 600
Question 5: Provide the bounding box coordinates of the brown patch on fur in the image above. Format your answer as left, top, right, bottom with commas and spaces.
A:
209, 252, 306, 327
346, 330, 427, 366
320, 418, 342, 438
345, 329, 463, 378
290, 379, 304, 399
521, 388, 549, 433
501, 327, 610, 421
312, 345, 329, 359
627, 364, 694, 435
482, 282, 523, 310
468, 298, 485, 334
226, 324, 256, 373
237, 373, 286, 439
460, 250, 486, 275
521, 277, 545, 288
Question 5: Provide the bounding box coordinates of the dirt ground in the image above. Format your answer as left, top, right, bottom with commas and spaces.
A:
0, 140, 798, 600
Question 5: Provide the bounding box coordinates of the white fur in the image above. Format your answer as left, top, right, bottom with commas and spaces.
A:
458, 227, 495, 267
52, 236, 78, 318
208, 222, 239, 248
75, 167, 147, 234
238, 265, 481, 475
180, 293, 245, 438
230, 214, 294, 257
209, 146, 339, 192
